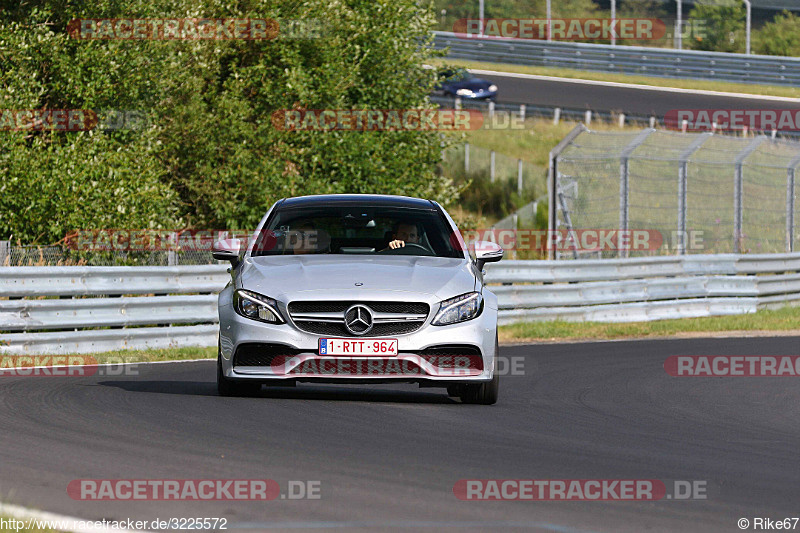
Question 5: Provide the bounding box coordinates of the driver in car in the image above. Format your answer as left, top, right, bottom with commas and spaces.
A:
387, 220, 421, 249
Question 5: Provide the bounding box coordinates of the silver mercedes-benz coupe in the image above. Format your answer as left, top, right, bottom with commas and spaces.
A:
213, 194, 504, 404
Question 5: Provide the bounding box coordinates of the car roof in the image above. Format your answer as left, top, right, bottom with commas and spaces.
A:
278, 194, 437, 210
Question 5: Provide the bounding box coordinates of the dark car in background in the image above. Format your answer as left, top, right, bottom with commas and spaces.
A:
436, 68, 498, 100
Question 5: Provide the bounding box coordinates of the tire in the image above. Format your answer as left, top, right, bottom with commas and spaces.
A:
217, 345, 261, 397
459, 335, 500, 405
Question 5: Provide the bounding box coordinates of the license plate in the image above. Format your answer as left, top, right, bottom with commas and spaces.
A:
319, 338, 398, 356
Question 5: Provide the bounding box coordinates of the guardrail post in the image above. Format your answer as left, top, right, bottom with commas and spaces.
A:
465, 142, 470, 172
619, 129, 655, 258
618, 113, 625, 128
677, 133, 712, 254
490, 150, 496, 182
454, 96, 461, 110
553, 108, 561, 125
517, 159, 523, 195
584, 110, 592, 126
0, 241, 8, 266
519, 104, 526, 121
733, 136, 766, 253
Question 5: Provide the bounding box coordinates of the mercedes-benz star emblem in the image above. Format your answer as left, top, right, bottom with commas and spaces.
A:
344, 304, 373, 336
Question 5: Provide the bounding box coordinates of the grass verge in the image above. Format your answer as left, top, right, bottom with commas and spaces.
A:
432, 58, 800, 99
499, 305, 800, 343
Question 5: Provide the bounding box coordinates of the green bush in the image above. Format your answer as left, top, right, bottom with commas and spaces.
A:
753, 11, 800, 57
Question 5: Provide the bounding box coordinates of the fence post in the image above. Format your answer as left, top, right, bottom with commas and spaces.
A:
0, 241, 8, 266
619, 129, 655, 258
517, 159, 523, 195
733, 136, 766, 253
786, 153, 800, 252
788, 167, 796, 253
584, 110, 592, 126
465, 142, 470, 173
677, 133, 712, 254
454, 96, 461, 110
548, 124, 587, 260
490, 150, 496, 182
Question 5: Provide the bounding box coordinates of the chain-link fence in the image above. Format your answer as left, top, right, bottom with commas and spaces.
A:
442, 142, 542, 222
552, 125, 799, 258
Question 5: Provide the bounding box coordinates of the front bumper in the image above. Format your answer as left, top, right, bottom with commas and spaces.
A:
218, 291, 498, 384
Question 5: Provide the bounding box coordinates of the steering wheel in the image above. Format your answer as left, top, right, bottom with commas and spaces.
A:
378, 243, 434, 256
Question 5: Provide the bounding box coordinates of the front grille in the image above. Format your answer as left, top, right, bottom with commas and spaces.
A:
293, 321, 424, 337
288, 300, 430, 337
288, 301, 429, 315
233, 343, 301, 367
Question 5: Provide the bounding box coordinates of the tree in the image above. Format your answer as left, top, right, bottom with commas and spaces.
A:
1, 0, 459, 244
687, 1, 746, 53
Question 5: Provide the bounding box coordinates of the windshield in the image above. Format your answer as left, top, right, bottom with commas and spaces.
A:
251, 205, 463, 258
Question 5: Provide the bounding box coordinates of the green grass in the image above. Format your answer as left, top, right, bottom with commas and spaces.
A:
1, 346, 215, 367
433, 58, 800, 99
499, 305, 800, 343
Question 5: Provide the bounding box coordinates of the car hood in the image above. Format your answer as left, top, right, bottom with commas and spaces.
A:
238, 255, 477, 302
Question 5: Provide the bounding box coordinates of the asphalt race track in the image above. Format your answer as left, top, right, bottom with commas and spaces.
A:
474, 71, 800, 116
1, 335, 799, 532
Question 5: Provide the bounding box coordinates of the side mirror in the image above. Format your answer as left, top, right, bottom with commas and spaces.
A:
212, 238, 241, 267
472, 240, 504, 271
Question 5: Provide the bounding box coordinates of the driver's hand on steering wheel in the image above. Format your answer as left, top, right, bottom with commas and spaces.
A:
388, 239, 406, 249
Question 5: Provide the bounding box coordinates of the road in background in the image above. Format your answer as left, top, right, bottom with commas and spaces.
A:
469, 70, 800, 116
1, 336, 798, 532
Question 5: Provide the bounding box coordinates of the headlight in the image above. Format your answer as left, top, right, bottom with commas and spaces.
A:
432, 292, 483, 326
456, 88, 474, 96
233, 289, 284, 324
488, 84, 498, 92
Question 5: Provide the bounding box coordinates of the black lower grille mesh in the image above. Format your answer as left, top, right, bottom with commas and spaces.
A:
233, 343, 301, 367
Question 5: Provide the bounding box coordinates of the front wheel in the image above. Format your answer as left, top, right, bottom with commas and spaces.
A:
217, 346, 261, 397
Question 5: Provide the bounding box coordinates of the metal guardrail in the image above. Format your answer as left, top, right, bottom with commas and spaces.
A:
433, 31, 800, 87
1, 255, 798, 353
